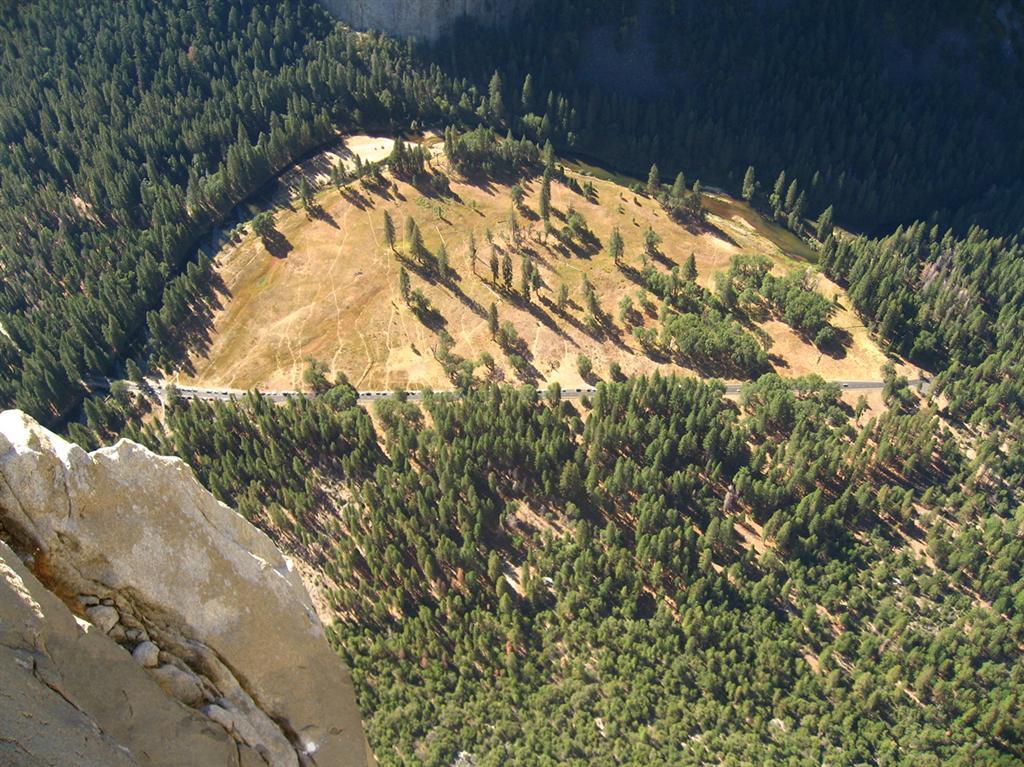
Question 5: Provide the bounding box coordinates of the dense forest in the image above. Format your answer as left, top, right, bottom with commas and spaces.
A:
0, 0, 475, 422
70, 374, 1021, 766
3, 0, 1024, 764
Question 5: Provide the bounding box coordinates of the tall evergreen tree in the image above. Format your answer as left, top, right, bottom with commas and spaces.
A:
488, 70, 505, 123
647, 163, 661, 195
816, 205, 835, 241
382, 211, 396, 252
742, 166, 756, 202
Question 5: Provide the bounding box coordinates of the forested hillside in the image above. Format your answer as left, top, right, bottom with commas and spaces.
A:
3, 1, 1024, 765
73, 375, 1021, 766
0, 0, 470, 422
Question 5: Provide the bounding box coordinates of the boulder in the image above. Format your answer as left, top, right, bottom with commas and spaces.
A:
84, 604, 119, 634
150, 663, 205, 707
132, 641, 160, 668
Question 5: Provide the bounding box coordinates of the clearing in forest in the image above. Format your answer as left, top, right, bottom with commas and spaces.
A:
174, 136, 903, 393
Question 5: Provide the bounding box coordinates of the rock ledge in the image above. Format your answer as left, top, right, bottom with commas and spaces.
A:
0, 410, 368, 767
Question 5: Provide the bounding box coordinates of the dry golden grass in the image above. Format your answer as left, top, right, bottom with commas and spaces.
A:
177, 143, 905, 392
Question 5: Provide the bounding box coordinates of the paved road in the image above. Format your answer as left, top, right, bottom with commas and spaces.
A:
90, 377, 927, 405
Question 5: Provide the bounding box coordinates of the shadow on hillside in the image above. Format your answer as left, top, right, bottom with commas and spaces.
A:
157, 270, 230, 377
701, 219, 740, 248
339, 185, 374, 210
550, 227, 602, 259
261, 230, 293, 259
457, 167, 538, 197
306, 202, 339, 229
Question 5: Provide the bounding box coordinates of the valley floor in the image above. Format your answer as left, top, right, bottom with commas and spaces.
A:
173, 135, 913, 398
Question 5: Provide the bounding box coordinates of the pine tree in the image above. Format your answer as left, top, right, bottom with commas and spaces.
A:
409, 221, 425, 263
488, 71, 505, 123
404, 215, 416, 247
684, 253, 698, 281
488, 302, 499, 337
539, 174, 551, 222
647, 163, 661, 195
742, 166, 756, 202
502, 252, 513, 289
643, 226, 661, 260
125, 358, 143, 384
520, 256, 532, 301
792, 191, 806, 221
399, 266, 410, 301
508, 209, 520, 248
298, 176, 314, 209
816, 205, 835, 241
689, 180, 704, 220
671, 172, 686, 201
608, 227, 625, 266
437, 243, 450, 281
521, 73, 534, 112
557, 282, 569, 312
784, 179, 800, 213
770, 171, 787, 218
490, 248, 500, 283
382, 211, 396, 251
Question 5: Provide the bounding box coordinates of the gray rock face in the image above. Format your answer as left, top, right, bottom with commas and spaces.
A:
0, 410, 369, 766
0, 539, 240, 767
319, 0, 531, 41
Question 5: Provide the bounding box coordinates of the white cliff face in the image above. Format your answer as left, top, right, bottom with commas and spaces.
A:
319, 0, 530, 41
0, 410, 368, 767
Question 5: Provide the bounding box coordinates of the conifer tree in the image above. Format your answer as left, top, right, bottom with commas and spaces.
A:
557, 282, 569, 312
490, 248, 500, 284
437, 244, 450, 281
770, 171, 787, 218
742, 166, 756, 202
647, 163, 661, 195
684, 253, 698, 281
488, 302, 499, 337
382, 211, 396, 252
671, 172, 686, 201
399, 266, 410, 302
539, 174, 551, 223
521, 73, 534, 112
608, 227, 625, 267
816, 205, 835, 241
488, 71, 505, 122
298, 176, 314, 209
502, 252, 513, 289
